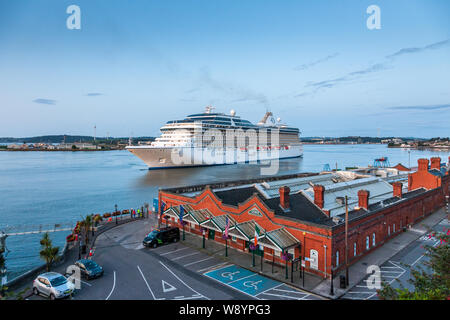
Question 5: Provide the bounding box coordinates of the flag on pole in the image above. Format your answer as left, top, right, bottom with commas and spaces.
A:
225, 217, 230, 238
179, 205, 184, 222
254, 225, 260, 246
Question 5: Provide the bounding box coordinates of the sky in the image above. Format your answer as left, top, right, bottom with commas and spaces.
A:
0, 0, 449, 138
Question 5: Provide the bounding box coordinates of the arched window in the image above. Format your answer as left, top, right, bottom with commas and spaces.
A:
353, 242, 357, 257
393, 224, 396, 233
372, 233, 376, 246
388, 226, 390, 235
366, 236, 370, 250
336, 250, 339, 266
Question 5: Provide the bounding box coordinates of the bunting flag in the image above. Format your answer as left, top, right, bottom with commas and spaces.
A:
179, 205, 184, 222
224, 217, 230, 238
254, 225, 260, 246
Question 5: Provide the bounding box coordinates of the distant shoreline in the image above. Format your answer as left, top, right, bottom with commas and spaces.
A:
0, 148, 123, 152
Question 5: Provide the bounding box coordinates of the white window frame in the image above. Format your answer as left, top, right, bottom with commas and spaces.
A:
372, 233, 376, 246
353, 242, 357, 257
336, 251, 339, 267
366, 236, 370, 250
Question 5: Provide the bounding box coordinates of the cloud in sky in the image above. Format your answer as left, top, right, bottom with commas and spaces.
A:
386, 39, 450, 59
293, 53, 339, 71
386, 103, 450, 111
298, 62, 391, 95
85, 93, 103, 96
32, 98, 56, 105
296, 38, 450, 98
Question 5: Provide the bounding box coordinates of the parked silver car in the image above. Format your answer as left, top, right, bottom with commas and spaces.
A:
32, 272, 75, 299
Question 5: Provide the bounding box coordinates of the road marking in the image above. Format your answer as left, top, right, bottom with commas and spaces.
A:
159, 261, 209, 300
254, 283, 285, 296
105, 271, 116, 300
411, 240, 440, 266
197, 262, 230, 273
80, 280, 92, 287
162, 280, 177, 293
137, 265, 156, 300
228, 274, 257, 284
159, 247, 190, 256
184, 256, 215, 267
272, 288, 308, 295
174, 295, 205, 300
171, 252, 201, 261
259, 292, 302, 300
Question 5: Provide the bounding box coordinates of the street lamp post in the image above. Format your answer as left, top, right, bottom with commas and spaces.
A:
202, 228, 206, 249
260, 245, 264, 272
250, 244, 256, 267
115, 204, 118, 225
345, 195, 349, 287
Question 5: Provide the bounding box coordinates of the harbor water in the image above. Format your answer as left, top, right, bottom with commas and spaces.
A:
0, 144, 448, 280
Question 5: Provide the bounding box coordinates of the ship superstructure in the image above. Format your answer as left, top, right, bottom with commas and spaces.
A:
126, 106, 302, 169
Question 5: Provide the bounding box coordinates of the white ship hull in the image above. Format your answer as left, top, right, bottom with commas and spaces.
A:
126, 145, 303, 169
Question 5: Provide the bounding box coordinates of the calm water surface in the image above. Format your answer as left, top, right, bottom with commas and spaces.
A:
0, 145, 448, 279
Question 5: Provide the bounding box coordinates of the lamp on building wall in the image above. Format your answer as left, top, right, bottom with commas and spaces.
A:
164, 215, 170, 228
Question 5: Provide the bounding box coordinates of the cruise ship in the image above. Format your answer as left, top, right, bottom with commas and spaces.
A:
126, 106, 302, 169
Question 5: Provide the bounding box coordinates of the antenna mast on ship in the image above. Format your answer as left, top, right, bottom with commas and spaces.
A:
205, 105, 215, 114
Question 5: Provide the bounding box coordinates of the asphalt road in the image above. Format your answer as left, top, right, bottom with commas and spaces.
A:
342, 218, 449, 300
27, 218, 322, 300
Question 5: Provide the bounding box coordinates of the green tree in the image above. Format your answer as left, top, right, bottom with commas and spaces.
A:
39, 233, 60, 272
377, 230, 450, 300
79, 215, 93, 245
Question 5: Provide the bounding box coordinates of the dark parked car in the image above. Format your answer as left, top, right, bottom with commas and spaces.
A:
75, 259, 104, 280
143, 227, 180, 248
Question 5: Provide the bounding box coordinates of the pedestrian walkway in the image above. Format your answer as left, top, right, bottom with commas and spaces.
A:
313, 207, 447, 299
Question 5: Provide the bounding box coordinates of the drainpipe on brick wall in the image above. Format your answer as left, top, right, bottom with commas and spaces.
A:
446, 195, 449, 221
323, 244, 327, 279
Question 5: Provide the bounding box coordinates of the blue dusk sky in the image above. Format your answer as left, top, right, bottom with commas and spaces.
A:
0, 0, 449, 138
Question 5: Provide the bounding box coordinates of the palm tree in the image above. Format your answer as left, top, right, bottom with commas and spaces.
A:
39, 233, 59, 272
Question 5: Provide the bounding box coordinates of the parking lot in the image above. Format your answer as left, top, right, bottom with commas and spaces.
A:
22, 217, 325, 301
150, 242, 323, 300
342, 220, 447, 300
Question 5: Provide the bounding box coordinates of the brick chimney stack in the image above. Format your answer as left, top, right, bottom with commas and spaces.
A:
392, 182, 403, 198
358, 190, 370, 210
279, 186, 290, 210
313, 185, 325, 209
417, 158, 429, 172
430, 157, 441, 170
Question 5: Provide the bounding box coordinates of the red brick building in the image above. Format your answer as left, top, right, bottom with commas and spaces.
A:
158, 157, 450, 278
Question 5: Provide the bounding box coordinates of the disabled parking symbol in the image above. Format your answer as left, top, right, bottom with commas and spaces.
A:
243, 280, 262, 290
221, 271, 240, 281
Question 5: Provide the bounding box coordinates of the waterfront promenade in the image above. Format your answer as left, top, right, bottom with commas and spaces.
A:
8, 205, 446, 300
